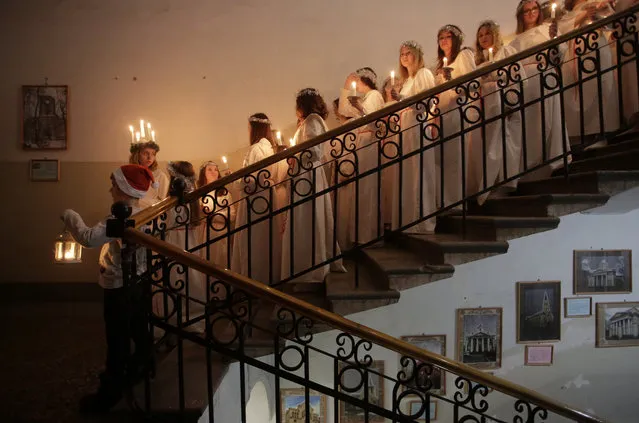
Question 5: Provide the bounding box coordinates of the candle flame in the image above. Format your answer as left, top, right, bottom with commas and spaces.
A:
351, 81, 357, 89
129, 125, 134, 133
551, 2, 557, 10
222, 156, 228, 164
151, 130, 156, 141
276, 131, 282, 140
390, 70, 395, 78
290, 138, 296, 147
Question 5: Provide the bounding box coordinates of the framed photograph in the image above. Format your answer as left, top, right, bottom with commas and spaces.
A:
573, 250, 632, 294
400, 335, 446, 395
29, 159, 60, 182
463, 372, 494, 394
407, 399, 437, 422
517, 281, 561, 343
564, 297, 592, 318
280, 388, 327, 423
338, 360, 384, 422
22, 85, 69, 150
524, 345, 554, 366
596, 302, 639, 348
456, 308, 502, 370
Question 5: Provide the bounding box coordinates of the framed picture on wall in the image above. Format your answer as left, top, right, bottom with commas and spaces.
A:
524, 345, 554, 366
407, 399, 437, 422
517, 281, 561, 343
456, 308, 502, 370
338, 360, 385, 422
280, 388, 327, 423
595, 302, 639, 348
22, 85, 69, 150
400, 335, 446, 395
564, 297, 592, 318
573, 250, 632, 294
29, 159, 59, 182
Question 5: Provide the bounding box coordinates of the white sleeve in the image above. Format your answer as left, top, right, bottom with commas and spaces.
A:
338, 88, 361, 118
413, 68, 436, 94
62, 209, 111, 248
361, 90, 385, 115
452, 49, 476, 78
156, 171, 170, 200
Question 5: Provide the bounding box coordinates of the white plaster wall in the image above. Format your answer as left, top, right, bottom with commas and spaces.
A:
208, 208, 639, 423
0, 0, 519, 164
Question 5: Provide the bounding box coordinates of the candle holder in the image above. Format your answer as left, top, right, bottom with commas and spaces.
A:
128, 119, 158, 152
442, 67, 453, 82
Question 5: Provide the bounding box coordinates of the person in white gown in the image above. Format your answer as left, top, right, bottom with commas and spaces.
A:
470, 20, 524, 204
432, 25, 477, 208
380, 75, 403, 228
509, 0, 571, 178
388, 40, 438, 233
231, 113, 282, 285
616, 0, 639, 126
128, 141, 170, 210
281, 88, 346, 283
337, 67, 385, 246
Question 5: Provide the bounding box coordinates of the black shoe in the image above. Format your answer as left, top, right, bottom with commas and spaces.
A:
78, 387, 123, 414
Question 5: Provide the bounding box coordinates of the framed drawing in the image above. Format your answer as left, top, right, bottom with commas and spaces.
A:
400, 335, 446, 395
407, 399, 437, 422
524, 345, 554, 366
29, 159, 60, 182
338, 360, 384, 422
573, 250, 632, 294
280, 388, 327, 423
463, 372, 494, 394
22, 85, 68, 150
564, 297, 592, 318
456, 308, 502, 370
517, 281, 561, 343
596, 302, 639, 348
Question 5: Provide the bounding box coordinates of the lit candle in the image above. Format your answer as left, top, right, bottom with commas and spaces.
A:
488, 47, 494, 62
222, 156, 228, 169
147, 122, 152, 136
276, 131, 282, 144
290, 137, 296, 147
140, 119, 145, 138
151, 130, 156, 141
136, 131, 141, 142
551, 2, 557, 19
443, 57, 448, 68
129, 125, 134, 143
390, 70, 395, 86
351, 81, 357, 97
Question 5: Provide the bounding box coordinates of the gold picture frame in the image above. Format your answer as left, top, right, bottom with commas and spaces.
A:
524, 345, 554, 366
573, 250, 632, 294
280, 388, 327, 423
595, 302, 639, 348
29, 159, 60, 182
456, 308, 502, 370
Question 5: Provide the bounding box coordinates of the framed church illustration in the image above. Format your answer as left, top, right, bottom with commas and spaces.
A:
21, 85, 69, 150
517, 281, 561, 343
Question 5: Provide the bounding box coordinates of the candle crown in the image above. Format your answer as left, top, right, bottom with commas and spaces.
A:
128, 118, 159, 153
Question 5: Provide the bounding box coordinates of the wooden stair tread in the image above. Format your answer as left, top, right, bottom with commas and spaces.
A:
484, 193, 610, 204
402, 233, 509, 252
557, 148, 639, 175
326, 262, 399, 300
363, 245, 455, 275
572, 138, 639, 160
516, 170, 639, 195
438, 214, 560, 227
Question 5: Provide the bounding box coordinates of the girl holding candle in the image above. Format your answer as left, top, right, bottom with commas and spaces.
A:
129, 140, 170, 209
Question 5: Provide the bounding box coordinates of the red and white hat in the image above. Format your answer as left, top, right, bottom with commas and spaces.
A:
112, 164, 158, 199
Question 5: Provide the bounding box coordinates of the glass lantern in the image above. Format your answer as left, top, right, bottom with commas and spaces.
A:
54, 231, 82, 264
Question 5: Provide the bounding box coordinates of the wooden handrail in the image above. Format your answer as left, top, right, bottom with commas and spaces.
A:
129, 3, 639, 229
124, 227, 609, 423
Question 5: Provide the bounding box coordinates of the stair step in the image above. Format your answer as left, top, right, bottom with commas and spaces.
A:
516, 170, 639, 196
477, 193, 610, 217
436, 215, 560, 241
394, 233, 509, 266
361, 244, 455, 291
572, 138, 639, 161
553, 148, 639, 175
608, 129, 639, 144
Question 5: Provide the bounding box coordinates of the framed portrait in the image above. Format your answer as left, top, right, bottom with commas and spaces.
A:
573, 250, 632, 294
596, 302, 639, 348
517, 281, 561, 343
338, 360, 384, 422
29, 159, 60, 182
280, 388, 327, 423
407, 399, 437, 422
456, 308, 502, 370
524, 345, 554, 366
22, 85, 69, 150
564, 297, 592, 318
400, 335, 446, 395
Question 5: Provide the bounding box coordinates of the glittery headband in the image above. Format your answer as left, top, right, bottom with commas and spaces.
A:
438, 24, 464, 43
401, 40, 423, 54
517, 0, 540, 14
478, 19, 500, 31
296, 88, 320, 99
167, 161, 196, 192
199, 160, 218, 171
356, 68, 377, 85
249, 116, 271, 124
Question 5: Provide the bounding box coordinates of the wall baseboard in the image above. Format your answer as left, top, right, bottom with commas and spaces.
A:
0, 282, 103, 303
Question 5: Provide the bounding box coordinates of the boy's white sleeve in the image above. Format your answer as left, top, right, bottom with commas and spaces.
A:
62, 209, 112, 248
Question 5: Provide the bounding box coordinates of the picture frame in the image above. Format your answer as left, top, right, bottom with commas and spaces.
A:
595, 302, 639, 348
29, 159, 60, 182
573, 250, 632, 294
338, 360, 385, 423
456, 308, 502, 370
524, 345, 554, 366
280, 388, 327, 423
400, 335, 446, 395
407, 399, 437, 422
22, 85, 69, 150
517, 281, 561, 343
564, 297, 593, 318
462, 372, 494, 394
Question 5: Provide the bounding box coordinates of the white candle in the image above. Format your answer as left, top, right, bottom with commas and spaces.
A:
147, 122, 152, 135
140, 120, 145, 138
151, 130, 156, 141
129, 125, 134, 143
351, 81, 357, 97
443, 57, 448, 68
222, 156, 228, 170
551, 2, 557, 19
136, 131, 141, 142
390, 70, 395, 86
488, 47, 494, 62
276, 131, 282, 143
290, 137, 296, 147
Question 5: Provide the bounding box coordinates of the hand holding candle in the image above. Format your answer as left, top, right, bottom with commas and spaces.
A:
390, 70, 395, 86
351, 81, 357, 97
488, 47, 494, 62
551, 2, 557, 19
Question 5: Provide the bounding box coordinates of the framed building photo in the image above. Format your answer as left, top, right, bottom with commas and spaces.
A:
30, 159, 60, 182
22, 85, 69, 150
280, 388, 327, 423
338, 360, 384, 423
573, 250, 632, 294
456, 308, 502, 370
564, 297, 592, 318
524, 345, 554, 366
517, 281, 561, 343
407, 399, 437, 422
596, 302, 639, 348
400, 335, 446, 395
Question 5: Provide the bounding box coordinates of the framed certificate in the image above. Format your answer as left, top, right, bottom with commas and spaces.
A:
564, 297, 592, 318
30, 159, 60, 182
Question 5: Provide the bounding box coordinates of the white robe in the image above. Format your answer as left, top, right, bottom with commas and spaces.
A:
559, 3, 620, 136
139, 169, 170, 210
337, 89, 385, 245
281, 113, 345, 282
509, 24, 572, 176
381, 100, 399, 227
395, 67, 438, 233
199, 190, 235, 269
435, 48, 477, 207
617, 0, 639, 122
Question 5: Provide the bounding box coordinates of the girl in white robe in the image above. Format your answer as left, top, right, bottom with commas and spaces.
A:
616, 0, 639, 125
509, 0, 571, 177
337, 67, 385, 246
433, 25, 477, 208
281, 88, 346, 283
470, 20, 524, 204
390, 41, 438, 233
380, 76, 403, 228
128, 141, 170, 210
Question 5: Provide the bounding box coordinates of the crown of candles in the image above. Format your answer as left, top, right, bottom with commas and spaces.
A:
128, 119, 156, 145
